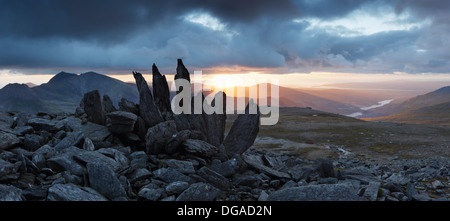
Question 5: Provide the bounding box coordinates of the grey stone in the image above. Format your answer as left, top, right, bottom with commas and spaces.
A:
81, 90, 106, 125
118, 98, 139, 115
102, 94, 117, 113
0, 132, 20, 150
363, 182, 381, 201
182, 139, 219, 158
129, 151, 148, 169
28, 118, 63, 132
54, 131, 84, 151
210, 157, 246, 177
47, 183, 108, 201
87, 162, 127, 200
129, 168, 152, 183
258, 190, 269, 201
318, 177, 339, 184
242, 154, 290, 179
197, 166, 231, 190
14, 126, 34, 136
288, 165, 314, 181
165, 130, 191, 154
145, 120, 178, 154
47, 147, 86, 176
153, 167, 192, 183
138, 187, 164, 201
412, 193, 432, 201
74, 150, 121, 172
166, 181, 189, 195
22, 186, 48, 200
223, 101, 260, 158
161, 159, 195, 174
405, 182, 418, 198
432, 180, 445, 189
106, 111, 138, 134
176, 182, 220, 201
0, 184, 23, 201
202, 92, 227, 147
386, 173, 410, 186
268, 184, 362, 201
152, 63, 173, 119
133, 71, 164, 128
313, 159, 336, 178
23, 134, 44, 151
83, 137, 95, 151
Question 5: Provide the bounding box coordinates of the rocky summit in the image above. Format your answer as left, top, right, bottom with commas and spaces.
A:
0, 60, 448, 201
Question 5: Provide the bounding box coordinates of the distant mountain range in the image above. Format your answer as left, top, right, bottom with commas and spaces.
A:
0, 72, 138, 113
363, 86, 450, 125
0, 72, 449, 126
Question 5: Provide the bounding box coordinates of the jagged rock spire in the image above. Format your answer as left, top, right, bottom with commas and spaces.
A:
175, 58, 190, 82
152, 63, 173, 120
133, 71, 163, 128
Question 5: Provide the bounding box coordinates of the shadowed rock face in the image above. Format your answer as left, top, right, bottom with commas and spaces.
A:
175, 59, 191, 83
81, 90, 105, 125
223, 100, 260, 158
152, 64, 172, 120
133, 71, 164, 128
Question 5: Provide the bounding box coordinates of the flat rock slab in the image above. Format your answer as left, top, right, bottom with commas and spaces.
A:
176, 182, 220, 201
243, 154, 291, 179
268, 184, 362, 201
47, 183, 108, 201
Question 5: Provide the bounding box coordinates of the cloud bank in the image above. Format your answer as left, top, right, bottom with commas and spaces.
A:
0, 0, 449, 74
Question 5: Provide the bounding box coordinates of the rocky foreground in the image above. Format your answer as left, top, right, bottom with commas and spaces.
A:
0, 60, 448, 201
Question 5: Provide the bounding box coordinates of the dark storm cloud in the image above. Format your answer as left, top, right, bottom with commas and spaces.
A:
0, 0, 449, 73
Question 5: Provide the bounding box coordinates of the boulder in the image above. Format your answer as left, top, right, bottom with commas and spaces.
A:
28, 118, 63, 132
160, 159, 195, 174
81, 90, 106, 125
153, 167, 192, 183
242, 153, 290, 179
145, 120, 178, 154
0, 132, 20, 150
166, 181, 189, 195
176, 182, 219, 201
268, 184, 362, 201
106, 111, 138, 134
197, 166, 231, 190
0, 184, 23, 201
182, 139, 219, 158
47, 183, 108, 201
118, 98, 139, 115
133, 71, 163, 128
87, 162, 127, 200
102, 94, 117, 113
313, 159, 336, 178
223, 101, 260, 158
0, 159, 16, 177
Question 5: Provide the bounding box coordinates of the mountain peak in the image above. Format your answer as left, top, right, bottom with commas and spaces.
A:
48, 71, 77, 84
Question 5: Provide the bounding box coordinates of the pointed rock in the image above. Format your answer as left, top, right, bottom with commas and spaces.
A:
223, 100, 260, 157
102, 94, 117, 113
133, 71, 164, 128
175, 59, 191, 82
152, 64, 173, 119
145, 120, 178, 154
81, 90, 106, 125
203, 91, 226, 147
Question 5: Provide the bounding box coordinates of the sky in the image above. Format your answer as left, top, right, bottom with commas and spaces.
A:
0, 0, 450, 88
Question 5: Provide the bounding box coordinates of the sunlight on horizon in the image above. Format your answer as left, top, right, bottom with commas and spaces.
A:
1, 69, 450, 90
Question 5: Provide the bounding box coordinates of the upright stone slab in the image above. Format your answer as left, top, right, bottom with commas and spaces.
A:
133, 71, 163, 128
81, 90, 106, 125
223, 101, 260, 157
102, 94, 117, 113
152, 64, 172, 119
